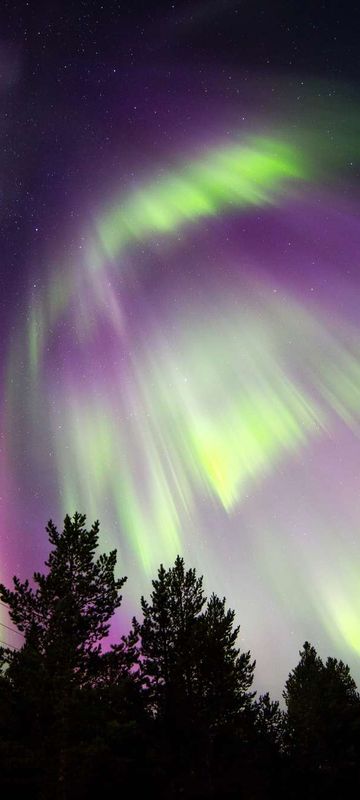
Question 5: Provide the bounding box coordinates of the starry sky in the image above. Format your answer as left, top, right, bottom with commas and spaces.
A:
2, 0, 360, 698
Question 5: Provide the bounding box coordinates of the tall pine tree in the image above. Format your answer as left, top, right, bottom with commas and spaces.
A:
284, 640, 360, 784
133, 555, 256, 797
0, 512, 126, 685
133, 555, 205, 717
0, 512, 128, 800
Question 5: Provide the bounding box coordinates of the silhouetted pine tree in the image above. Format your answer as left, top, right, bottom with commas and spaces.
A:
133, 555, 256, 798
253, 692, 286, 747
198, 592, 255, 726
283, 641, 360, 796
283, 641, 324, 766
0, 512, 126, 681
133, 555, 205, 715
0, 512, 130, 800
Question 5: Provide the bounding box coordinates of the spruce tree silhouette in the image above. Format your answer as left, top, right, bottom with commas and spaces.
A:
284, 641, 360, 796
133, 555, 205, 716
133, 555, 256, 797
0, 512, 127, 800
199, 592, 255, 726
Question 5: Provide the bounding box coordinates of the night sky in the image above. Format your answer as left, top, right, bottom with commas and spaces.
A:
2, 0, 360, 698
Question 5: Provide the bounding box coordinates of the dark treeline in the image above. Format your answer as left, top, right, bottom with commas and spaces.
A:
0, 513, 359, 799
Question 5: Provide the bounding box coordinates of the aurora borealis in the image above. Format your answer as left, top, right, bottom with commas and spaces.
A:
2, 2, 360, 698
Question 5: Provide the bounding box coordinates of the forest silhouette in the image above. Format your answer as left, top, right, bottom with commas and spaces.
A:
0, 512, 359, 799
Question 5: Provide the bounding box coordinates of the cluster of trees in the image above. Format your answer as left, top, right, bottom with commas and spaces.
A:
0, 512, 359, 799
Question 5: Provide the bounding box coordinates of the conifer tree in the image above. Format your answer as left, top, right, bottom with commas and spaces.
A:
132, 556, 204, 716
134, 556, 255, 726
197, 592, 255, 727
133, 556, 256, 797
0, 512, 126, 686
0, 512, 128, 799
284, 641, 360, 772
